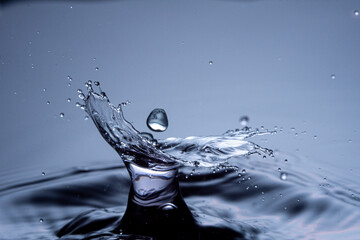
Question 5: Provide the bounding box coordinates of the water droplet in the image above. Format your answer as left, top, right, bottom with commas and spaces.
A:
280, 172, 288, 181
41, 172, 45, 176
140, 132, 154, 141
241, 169, 246, 174
209, 61, 213, 65
77, 89, 83, 94
46, 101, 50, 105
354, 10, 359, 16
284, 159, 288, 163
239, 116, 249, 126
94, 81, 100, 86
67, 98, 71, 103
59, 113, 65, 118
331, 74, 336, 79
84, 116, 89, 120
314, 135, 318, 139
75, 102, 81, 107
78, 93, 85, 100
95, 67, 99, 71
39, 218, 43, 223
291, 127, 295, 131
68, 83, 71, 87
42, 88, 46, 92
278, 167, 281, 171
146, 108, 168, 132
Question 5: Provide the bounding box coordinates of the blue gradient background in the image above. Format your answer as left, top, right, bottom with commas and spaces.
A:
0, 0, 359, 180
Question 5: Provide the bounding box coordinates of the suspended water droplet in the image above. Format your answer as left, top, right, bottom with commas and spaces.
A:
331, 74, 336, 80
84, 116, 89, 120
239, 116, 249, 126
146, 108, 168, 132
39, 218, 44, 223
42, 88, 46, 92
278, 167, 281, 171
354, 10, 359, 16
284, 159, 288, 163
46, 101, 50, 105
68, 83, 71, 87
67, 98, 71, 103
78, 93, 85, 100
41, 172, 45, 176
209, 61, 213, 65
314, 135, 318, 139
241, 169, 246, 174
280, 172, 288, 181
94, 81, 100, 86
95, 67, 99, 71
59, 113, 65, 118
75, 102, 81, 107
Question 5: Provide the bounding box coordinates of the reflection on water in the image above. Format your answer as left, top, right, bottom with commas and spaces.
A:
0, 83, 359, 239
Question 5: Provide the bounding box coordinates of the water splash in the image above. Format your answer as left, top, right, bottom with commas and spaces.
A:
81, 82, 274, 170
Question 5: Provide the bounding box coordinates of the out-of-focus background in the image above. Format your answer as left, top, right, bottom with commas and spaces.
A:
0, 0, 359, 177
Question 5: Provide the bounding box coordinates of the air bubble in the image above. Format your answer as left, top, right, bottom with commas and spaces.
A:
280, 172, 288, 181
146, 108, 168, 132
239, 116, 249, 126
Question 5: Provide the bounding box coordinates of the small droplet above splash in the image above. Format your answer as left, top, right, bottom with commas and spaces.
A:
94, 81, 100, 86
146, 108, 168, 132
280, 172, 288, 180
331, 74, 336, 80
39, 218, 44, 223
209, 61, 213, 65
95, 67, 99, 71
41, 172, 45, 176
239, 116, 249, 126
46, 101, 50, 105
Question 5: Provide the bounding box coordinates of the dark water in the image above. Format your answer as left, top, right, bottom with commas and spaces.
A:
1, 83, 360, 240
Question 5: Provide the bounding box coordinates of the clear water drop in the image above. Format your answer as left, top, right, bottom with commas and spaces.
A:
84, 116, 89, 121
75, 102, 81, 107
242, 169, 246, 174
59, 113, 64, 118
41, 172, 45, 176
331, 74, 336, 79
78, 93, 85, 100
77, 89, 83, 94
354, 10, 359, 16
239, 116, 249, 126
46, 101, 50, 105
314, 135, 318, 139
42, 88, 46, 92
67, 98, 71, 103
209, 61, 213, 65
94, 81, 100, 86
280, 172, 288, 181
146, 108, 168, 132
39, 219, 43, 223
95, 67, 99, 71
